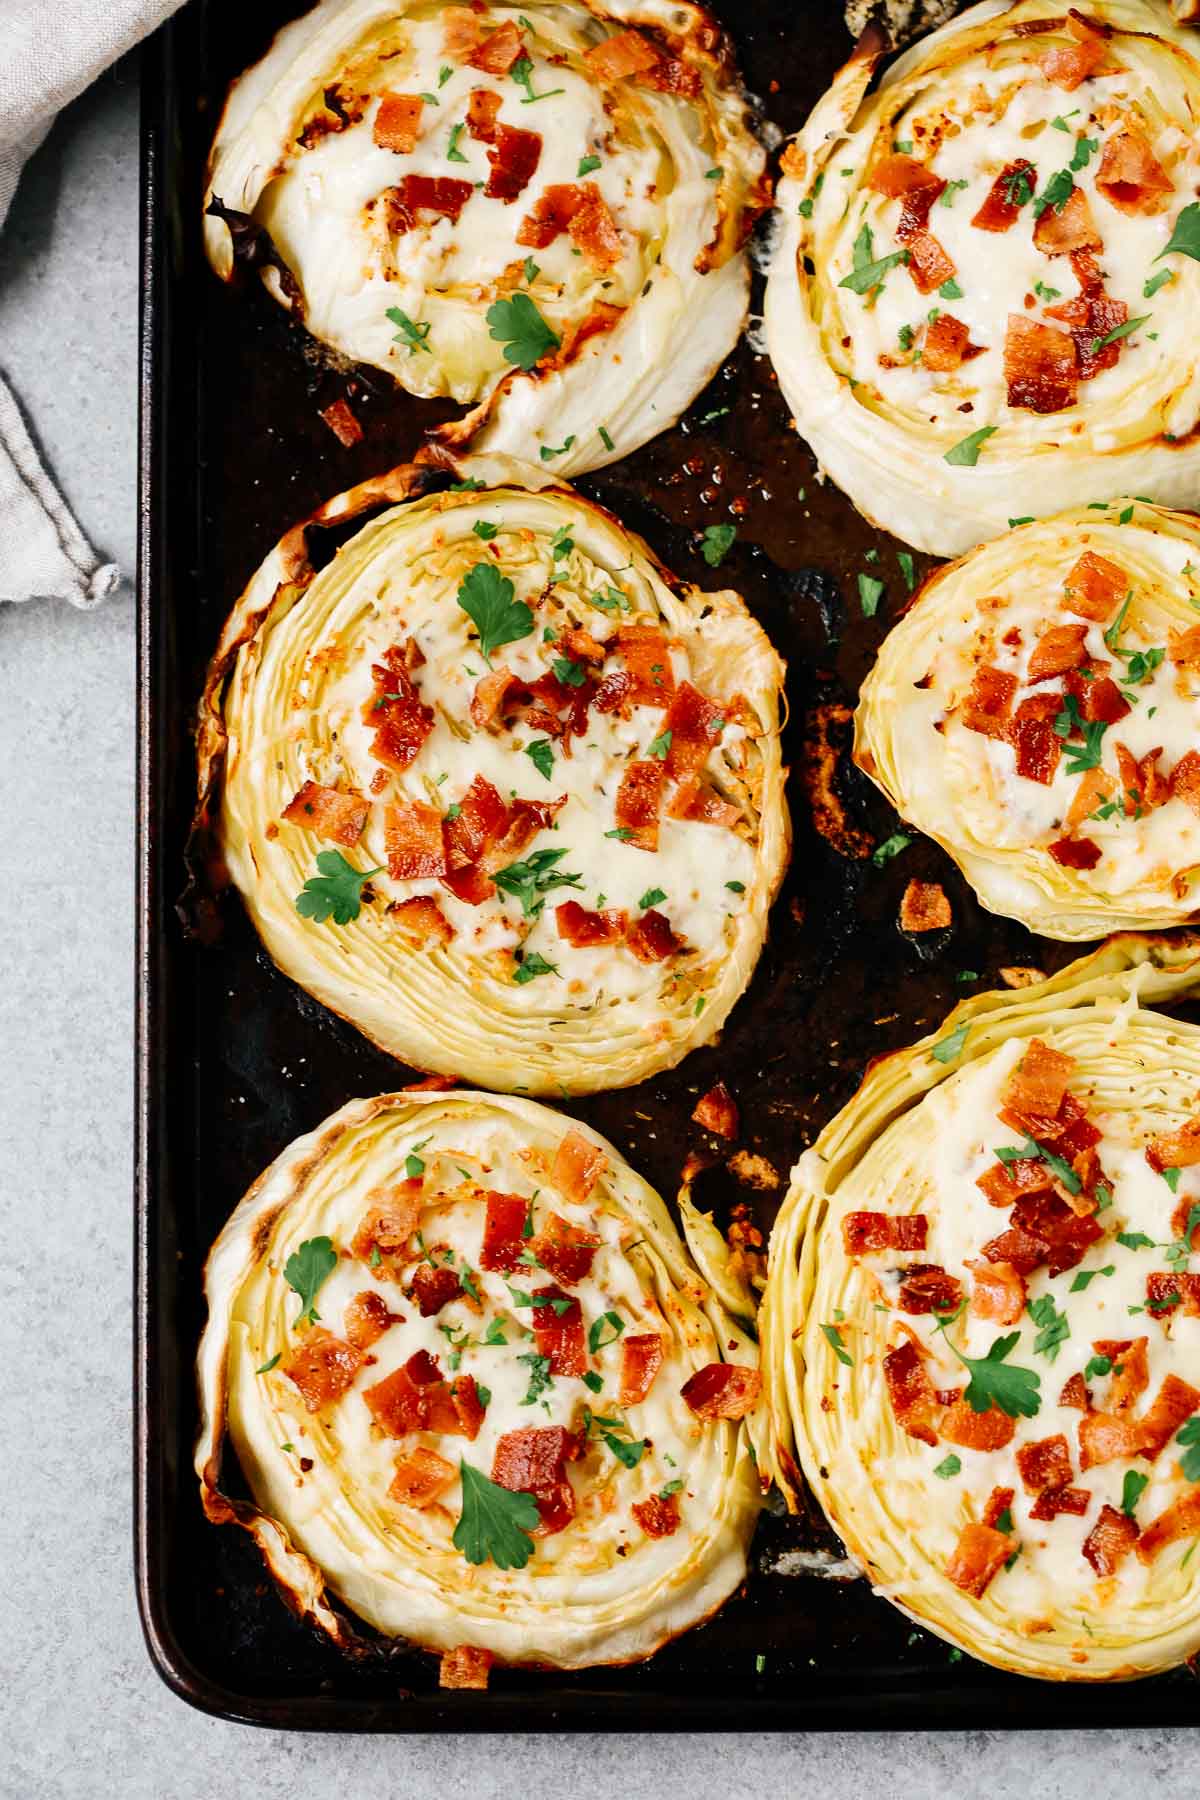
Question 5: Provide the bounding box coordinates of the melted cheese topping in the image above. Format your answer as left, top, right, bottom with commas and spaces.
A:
197, 1090, 761, 1667
856, 501, 1200, 939
208, 465, 788, 1093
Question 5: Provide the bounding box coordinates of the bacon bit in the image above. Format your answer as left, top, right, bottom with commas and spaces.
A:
666, 777, 741, 830
1103, 1337, 1150, 1411
281, 780, 368, 847
351, 1182, 422, 1266
1033, 186, 1103, 257
405, 1348, 443, 1386
966, 1257, 1027, 1325
530, 1286, 586, 1377
1008, 692, 1063, 784
385, 174, 476, 232
973, 160, 1039, 233
467, 19, 525, 73
1136, 1488, 1200, 1564
981, 1486, 1015, 1530
469, 668, 522, 731
616, 625, 676, 706
390, 1446, 457, 1509
626, 908, 685, 963
492, 1425, 579, 1535
1169, 623, 1200, 670
640, 54, 700, 98
922, 313, 982, 372
1060, 1371, 1090, 1412
1066, 767, 1117, 832
1039, 11, 1109, 89
480, 1189, 527, 1271
1029, 623, 1089, 682
344, 1290, 400, 1350
632, 1493, 681, 1538
1004, 314, 1078, 413
1172, 750, 1200, 819
467, 87, 501, 141
363, 1364, 428, 1436
1139, 1374, 1200, 1458
681, 1362, 761, 1420
410, 1262, 463, 1317
692, 1082, 739, 1139
940, 1399, 1017, 1452
555, 899, 627, 947
803, 702, 874, 859
1046, 287, 1128, 382
1079, 1372, 1200, 1467
443, 7, 483, 55
319, 397, 364, 447
1115, 743, 1171, 816
882, 1340, 940, 1446
384, 800, 446, 880
945, 1522, 1011, 1597
899, 879, 951, 933
1082, 1502, 1140, 1574
559, 627, 608, 667
1048, 835, 1102, 871
443, 774, 508, 873
390, 895, 455, 948
592, 670, 634, 716
619, 1334, 664, 1406
905, 230, 956, 295
869, 153, 945, 242
1095, 127, 1173, 216
583, 28, 661, 83
280, 1329, 362, 1413
517, 182, 583, 249
843, 1211, 929, 1255
983, 1194, 1103, 1278
1146, 1271, 1200, 1319
1061, 551, 1124, 623
374, 93, 425, 154
366, 643, 435, 771
485, 125, 542, 203
426, 1373, 486, 1440
1030, 1484, 1091, 1520
977, 1158, 1053, 1208
1061, 665, 1127, 730
551, 1128, 607, 1204
569, 187, 623, 269
439, 1645, 493, 1690
614, 759, 664, 852
1016, 1433, 1074, 1493
663, 682, 726, 782
962, 665, 1018, 739
898, 1265, 964, 1315
1146, 1115, 1200, 1173
1174, 1195, 1200, 1247
530, 1212, 601, 1287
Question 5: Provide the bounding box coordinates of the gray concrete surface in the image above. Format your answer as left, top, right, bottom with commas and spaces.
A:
0, 49, 1190, 1800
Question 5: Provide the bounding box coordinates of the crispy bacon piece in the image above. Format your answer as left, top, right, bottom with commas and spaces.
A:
439, 1646, 493, 1690
281, 1328, 363, 1413
443, 774, 509, 873
1038, 11, 1110, 89
530, 1212, 601, 1287
517, 182, 582, 249
281, 780, 368, 847
363, 1364, 428, 1436
692, 1082, 739, 1139
467, 87, 502, 141
467, 19, 525, 73
1060, 1371, 1090, 1412
977, 1158, 1053, 1208
1173, 750, 1200, 818
365, 643, 435, 773
516, 181, 622, 267
390, 895, 454, 947
492, 1425, 579, 1535
384, 800, 446, 880
1008, 692, 1063, 784
945, 1522, 1011, 1597
632, 1493, 681, 1538
1004, 314, 1078, 414
531, 1285, 586, 1377
344, 1290, 400, 1350
681, 1362, 761, 1419
625, 909, 685, 963
1033, 186, 1102, 256
614, 758, 664, 852
966, 1257, 1027, 1325
480, 1191, 528, 1274
1174, 1196, 1200, 1247
469, 667, 523, 731
1062, 551, 1125, 623
1005, 1039, 1073, 1120
1063, 663, 1129, 727
1095, 127, 1173, 216
941, 1399, 1018, 1451
614, 626, 675, 706
1016, 1433, 1074, 1493
843, 1211, 929, 1255
352, 1181, 422, 1266
583, 28, 661, 83
555, 899, 627, 947
1049, 836, 1102, 871
1146, 1116, 1200, 1173
1169, 624, 1200, 670
443, 6, 482, 55
619, 1334, 664, 1406
982, 1486, 1015, 1530
1029, 623, 1089, 681
898, 1265, 964, 1315
1066, 767, 1117, 833
899, 879, 951, 933
1082, 1502, 1140, 1574
1079, 1373, 1200, 1467
385, 174, 475, 231
485, 125, 542, 203
962, 664, 1018, 740
1145, 1271, 1200, 1319
1100, 1337, 1149, 1411
410, 1262, 463, 1317
882, 1339, 939, 1446
1115, 743, 1171, 816
1046, 286, 1128, 382
663, 682, 726, 782
389, 1446, 457, 1509
983, 1198, 1101, 1279
905, 230, 956, 295
426, 1373, 486, 1440
972, 159, 1038, 232
374, 92, 424, 154
869, 153, 946, 243
551, 1128, 607, 1203
922, 313, 983, 372
319, 398, 364, 447
666, 777, 740, 829
1030, 1484, 1091, 1521
592, 670, 634, 717
1136, 1489, 1200, 1564
1138, 1373, 1200, 1459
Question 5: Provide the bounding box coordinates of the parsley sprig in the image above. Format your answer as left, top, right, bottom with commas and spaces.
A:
456, 561, 534, 663
934, 1308, 1041, 1418
295, 851, 383, 925
493, 848, 583, 917
284, 1236, 338, 1326
453, 1461, 540, 1569
486, 292, 560, 371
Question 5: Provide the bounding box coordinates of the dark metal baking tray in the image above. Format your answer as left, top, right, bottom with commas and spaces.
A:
135, 0, 1200, 1728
